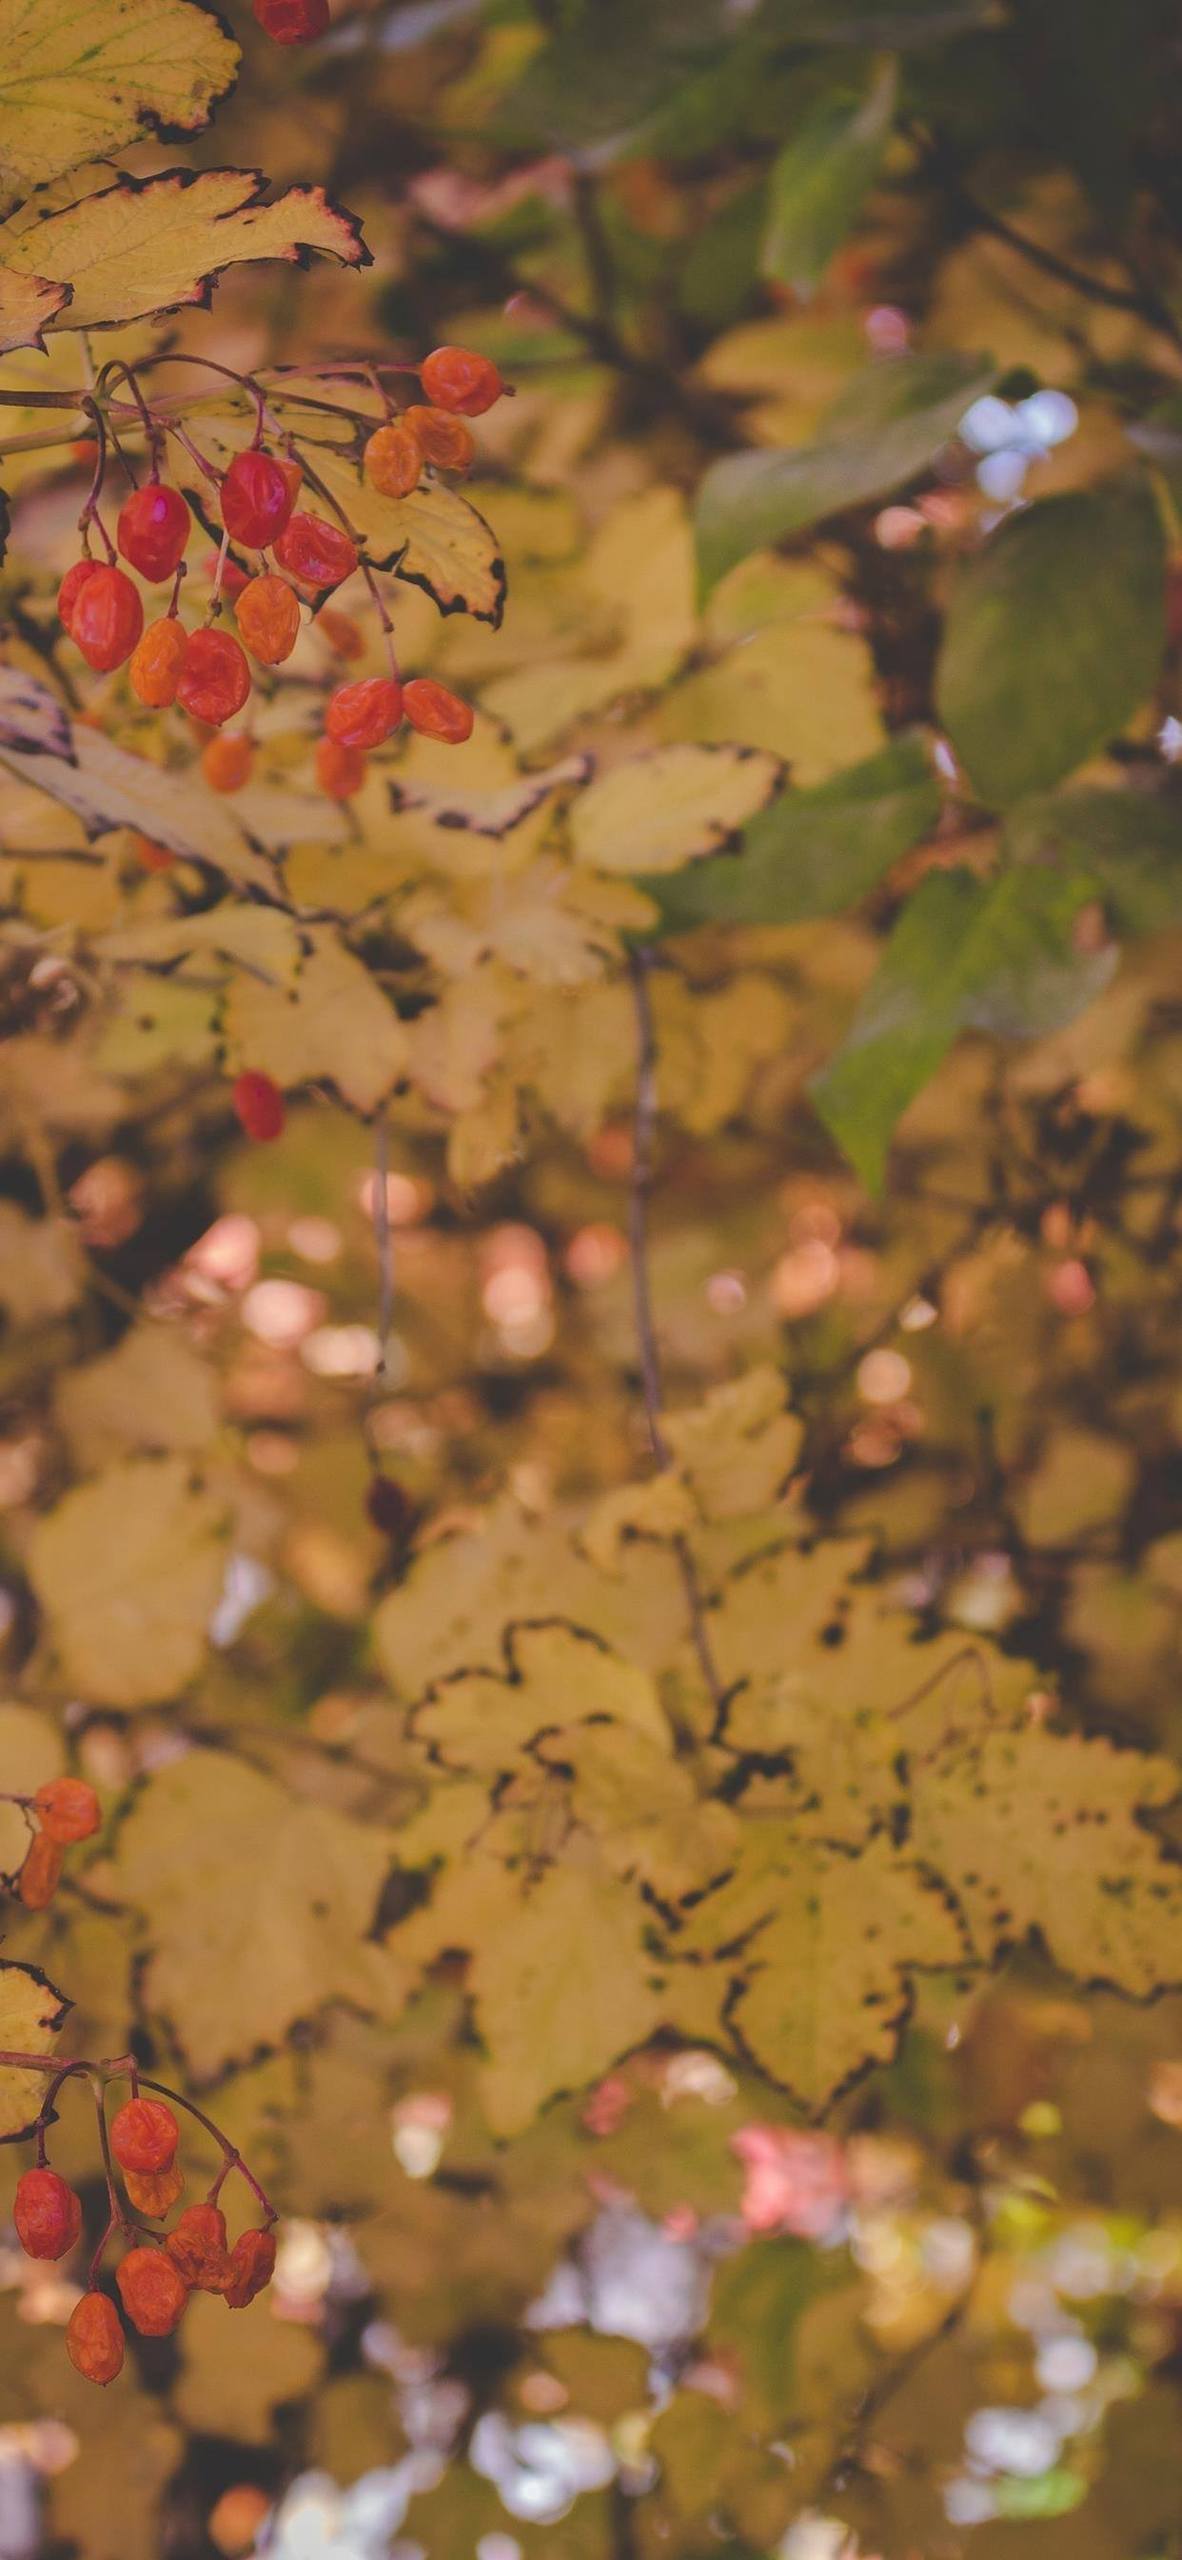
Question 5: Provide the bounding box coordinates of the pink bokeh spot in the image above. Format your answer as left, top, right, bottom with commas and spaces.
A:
730, 2125, 850, 2240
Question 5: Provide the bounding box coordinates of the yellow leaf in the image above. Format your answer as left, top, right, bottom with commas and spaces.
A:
28, 1454, 227, 1709
0, 0, 238, 211
389, 750, 589, 838
656, 616, 884, 789
0, 660, 73, 756
0, 166, 366, 332
0, 1955, 70, 2143
412, 1620, 669, 1771
535, 1722, 740, 1899
581, 1471, 699, 1574
664, 1365, 803, 1519
0, 687, 276, 889
569, 743, 782, 874
175, 2290, 323, 2442
56, 1323, 219, 1466
0, 1201, 83, 1326
98, 903, 304, 985
446, 1081, 521, 1191
0, 1703, 62, 1876
406, 970, 510, 1113
482, 486, 697, 753
111, 1750, 401, 2076
0, 260, 69, 349
222, 929, 409, 1112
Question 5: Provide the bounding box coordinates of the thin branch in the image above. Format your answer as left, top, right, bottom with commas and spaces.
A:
371, 1105, 394, 1378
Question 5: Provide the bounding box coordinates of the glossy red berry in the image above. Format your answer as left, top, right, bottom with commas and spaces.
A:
33, 1776, 101, 1844
232, 1071, 285, 1142
220, 450, 298, 551
223, 2226, 277, 2309
129, 617, 188, 709
314, 736, 367, 799
252, 0, 329, 38
202, 733, 254, 793
363, 423, 422, 499
175, 627, 251, 727
18, 1831, 62, 1910
71, 566, 144, 672
235, 572, 301, 666
14, 2167, 82, 2260
110, 2096, 180, 2176
403, 405, 475, 474
117, 482, 190, 583
57, 557, 102, 633
165, 2202, 232, 2291
116, 2244, 189, 2337
272, 511, 358, 590
325, 676, 402, 749
402, 676, 473, 744
66, 2291, 124, 2384
419, 344, 504, 416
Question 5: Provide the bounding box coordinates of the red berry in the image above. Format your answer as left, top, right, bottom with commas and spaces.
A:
14, 2167, 82, 2260
129, 616, 188, 709
117, 482, 190, 583
66, 2291, 124, 2385
124, 2162, 185, 2218
110, 2096, 180, 2176
272, 511, 358, 590
201, 733, 254, 793
235, 572, 301, 666
318, 607, 364, 659
165, 2202, 232, 2291
18, 1831, 62, 1910
364, 423, 422, 499
232, 1071, 285, 1142
71, 566, 144, 672
419, 345, 504, 417
252, 0, 329, 38
220, 450, 298, 551
116, 2244, 189, 2337
57, 557, 102, 633
175, 627, 251, 727
325, 676, 402, 749
33, 1776, 101, 1844
223, 2226, 276, 2309
403, 405, 475, 474
314, 736, 367, 799
134, 835, 175, 873
402, 676, 473, 744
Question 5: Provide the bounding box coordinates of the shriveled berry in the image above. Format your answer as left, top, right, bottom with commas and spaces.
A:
201, 733, 254, 793
117, 482, 190, 583
325, 676, 402, 749
165, 2202, 232, 2291
14, 2167, 82, 2260
252, 0, 329, 39
33, 1776, 101, 1844
57, 557, 102, 633
175, 627, 251, 727
18, 1830, 62, 1910
419, 345, 504, 416
235, 572, 301, 666
71, 566, 144, 672
66, 2290, 124, 2385
116, 2244, 189, 2337
232, 1071, 285, 1142
318, 607, 364, 659
223, 2226, 277, 2309
124, 2162, 185, 2219
110, 2096, 180, 2176
403, 676, 473, 744
134, 835, 175, 873
404, 405, 475, 474
220, 450, 298, 551
314, 736, 367, 800
129, 616, 188, 709
202, 549, 251, 602
364, 423, 422, 499
272, 511, 358, 590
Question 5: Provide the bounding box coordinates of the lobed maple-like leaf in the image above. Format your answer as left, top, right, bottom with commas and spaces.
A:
0, 0, 239, 215
0, 1957, 71, 2145
0, 261, 70, 351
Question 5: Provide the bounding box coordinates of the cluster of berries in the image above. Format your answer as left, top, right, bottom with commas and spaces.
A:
6, 1776, 101, 1912
13, 2092, 277, 2385
58, 345, 504, 800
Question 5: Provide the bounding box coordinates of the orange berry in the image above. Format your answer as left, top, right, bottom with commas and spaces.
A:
209, 2485, 273, 2557
14, 2167, 82, 2260
325, 675, 402, 749
124, 2162, 185, 2218
201, 733, 254, 793
129, 616, 188, 709
71, 565, 144, 672
165, 2202, 232, 2291
72, 438, 100, 469
363, 422, 422, 499
272, 512, 358, 590
318, 607, 364, 659
33, 1776, 101, 1844
403, 405, 475, 474
223, 2226, 276, 2309
66, 2291, 124, 2385
232, 1071, 285, 1142
419, 344, 504, 415
18, 1830, 62, 1910
110, 2096, 180, 2176
134, 835, 175, 873
175, 627, 251, 727
314, 736, 367, 799
235, 571, 301, 666
116, 2244, 189, 2337
402, 676, 473, 743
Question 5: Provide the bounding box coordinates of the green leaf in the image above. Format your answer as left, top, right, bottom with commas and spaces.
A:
1004, 786, 1182, 933
761, 59, 897, 301
936, 481, 1167, 807
643, 736, 939, 930
810, 863, 1115, 1190
695, 352, 994, 591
